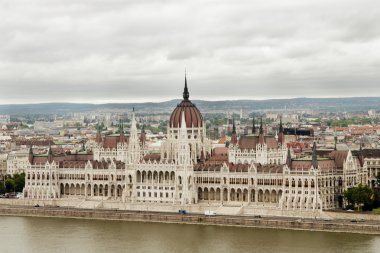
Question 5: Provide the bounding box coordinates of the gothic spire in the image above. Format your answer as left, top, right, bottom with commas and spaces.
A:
252, 116, 256, 134
183, 71, 189, 101
278, 116, 284, 145
286, 147, 292, 168
47, 142, 53, 163
232, 117, 236, 134
231, 114, 238, 145
28, 144, 34, 164
259, 116, 263, 134
334, 131, 337, 151
29, 144, 33, 155
311, 141, 318, 169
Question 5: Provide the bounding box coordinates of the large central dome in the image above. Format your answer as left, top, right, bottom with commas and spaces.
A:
169, 75, 203, 128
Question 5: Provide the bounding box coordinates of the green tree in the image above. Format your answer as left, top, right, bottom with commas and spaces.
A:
5, 178, 15, 193
0, 183, 5, 194
343, 184, 373, 211
14, 173, 25, 192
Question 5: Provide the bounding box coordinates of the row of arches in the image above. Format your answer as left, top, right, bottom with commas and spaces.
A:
27, 172, 56, 180
136, 170, 175, 184
59, 183, 124, 199
197, 187, 283, 204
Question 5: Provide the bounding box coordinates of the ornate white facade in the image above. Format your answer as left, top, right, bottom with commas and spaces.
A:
22, 78, 372, 214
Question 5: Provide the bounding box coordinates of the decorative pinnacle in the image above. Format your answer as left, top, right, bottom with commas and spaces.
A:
312, 141, 318, 168
232, 116, 236, 134
252, 116, 256, 134
259, 117, 263, 134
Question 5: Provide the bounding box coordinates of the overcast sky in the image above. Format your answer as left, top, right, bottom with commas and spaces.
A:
0, 0, 379, 104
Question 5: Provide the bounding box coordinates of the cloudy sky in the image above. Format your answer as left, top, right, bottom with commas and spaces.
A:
0, 0, 379, 104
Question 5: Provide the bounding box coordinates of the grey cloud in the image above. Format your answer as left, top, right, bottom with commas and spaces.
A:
0, 0, 380, 104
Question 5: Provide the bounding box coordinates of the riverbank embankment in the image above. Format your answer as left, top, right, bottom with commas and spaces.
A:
0, 205, 379, 235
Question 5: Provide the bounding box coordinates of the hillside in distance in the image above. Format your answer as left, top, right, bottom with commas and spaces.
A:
0, 97, 379, 115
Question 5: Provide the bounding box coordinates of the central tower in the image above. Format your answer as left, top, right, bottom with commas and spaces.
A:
161, 74, 211, 164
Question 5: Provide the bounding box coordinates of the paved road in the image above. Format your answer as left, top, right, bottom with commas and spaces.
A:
1, 204, 379, 226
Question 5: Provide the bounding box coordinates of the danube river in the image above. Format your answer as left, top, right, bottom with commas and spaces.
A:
0, 216, 379, 253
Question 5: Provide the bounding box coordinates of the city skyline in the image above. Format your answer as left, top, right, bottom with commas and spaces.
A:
1, 0, 379, 104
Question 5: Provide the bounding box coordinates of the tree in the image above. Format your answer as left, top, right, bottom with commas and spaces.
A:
14, 173, 25, 192
343, 184, 373, 211
0, 183, 5, 194
5, 178, 15, 193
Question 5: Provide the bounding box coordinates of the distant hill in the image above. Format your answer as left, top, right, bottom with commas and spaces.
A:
0, 97, 379, 115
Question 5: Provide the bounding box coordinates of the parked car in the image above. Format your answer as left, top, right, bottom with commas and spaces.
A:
204, 210, 216, 216
178, 209, 187, 215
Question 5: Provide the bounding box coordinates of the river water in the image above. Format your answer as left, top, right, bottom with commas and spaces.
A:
0, 216, 379, 253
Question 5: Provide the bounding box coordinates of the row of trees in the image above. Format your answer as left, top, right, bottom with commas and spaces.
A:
0, 173, 25, 194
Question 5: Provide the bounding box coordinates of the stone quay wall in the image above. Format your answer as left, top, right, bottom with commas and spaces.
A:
0, 205, 379, 235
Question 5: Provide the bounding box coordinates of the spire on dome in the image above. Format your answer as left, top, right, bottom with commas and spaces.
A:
183, 71, 189, 101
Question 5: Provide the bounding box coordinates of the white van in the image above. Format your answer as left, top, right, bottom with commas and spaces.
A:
204, 210, 216, 216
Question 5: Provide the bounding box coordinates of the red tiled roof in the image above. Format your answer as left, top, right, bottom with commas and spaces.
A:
238, 135, 279, 149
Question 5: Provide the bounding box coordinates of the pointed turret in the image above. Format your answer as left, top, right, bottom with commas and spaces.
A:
311, 141, 318, 169
259, 117, 265, 144
47, 143, 53, 163
28, 144, 34, 164
129, 108, 138, 143
279, 116, 283, 133
286, 147, 292, 168
183, 72, 189, 101
231, 117, 237, 145
334, 131, 337, 151
179, 111, 187, 137
252, 116, 256, 134
278, 116, 284, 145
